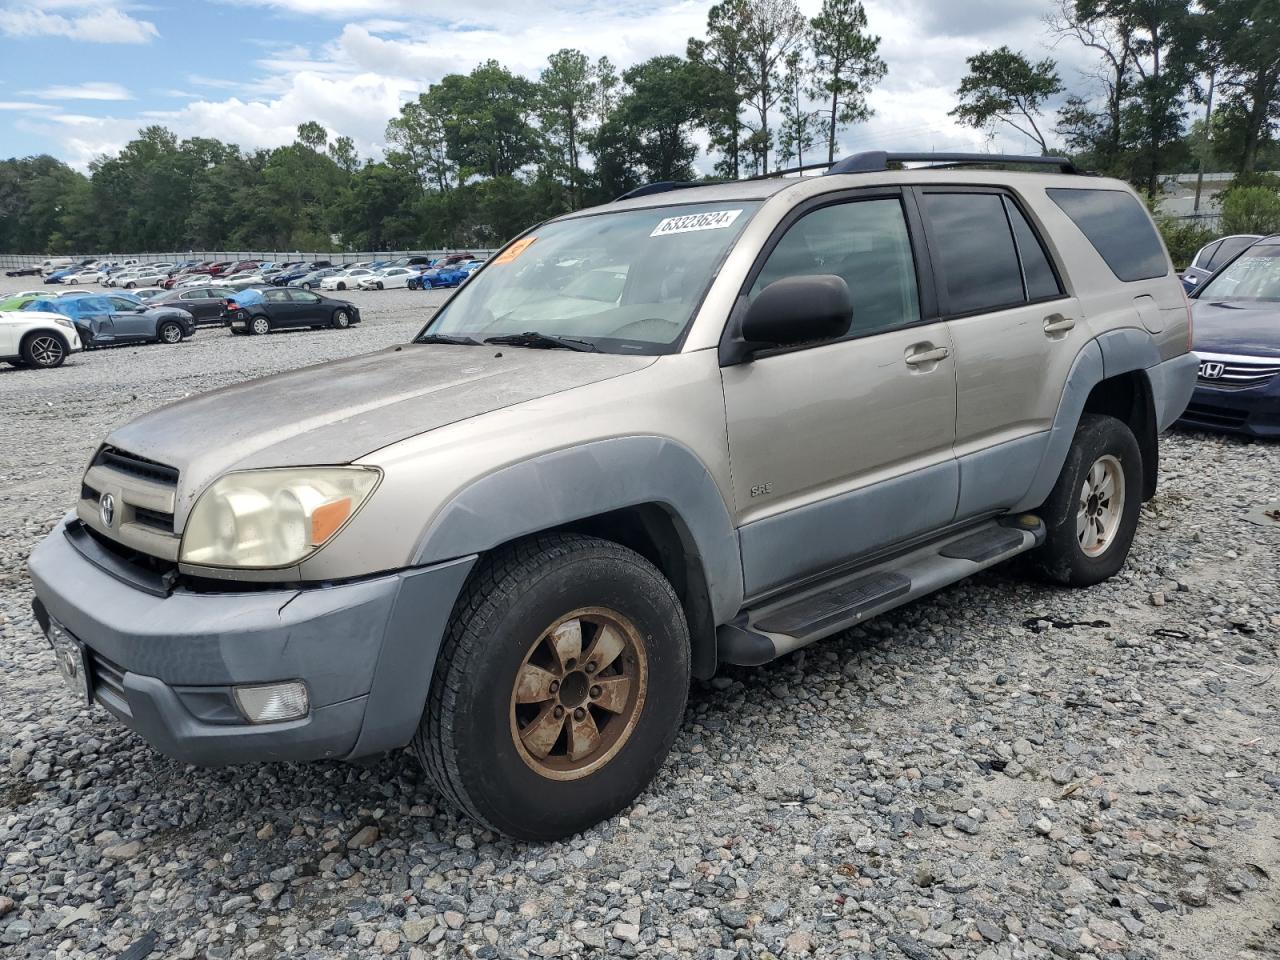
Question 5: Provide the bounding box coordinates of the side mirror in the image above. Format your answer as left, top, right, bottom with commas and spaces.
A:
740, 274, 853, 350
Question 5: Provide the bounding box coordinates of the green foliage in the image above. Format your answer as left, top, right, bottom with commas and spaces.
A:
951, 46, 1062, 153
1155, 216, 1215, 269
1219, 184, 1280, 234
808, 0, 884, 164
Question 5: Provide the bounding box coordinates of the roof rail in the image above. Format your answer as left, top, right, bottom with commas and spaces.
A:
613, 180, 716, 201
825, 151, 1077, 175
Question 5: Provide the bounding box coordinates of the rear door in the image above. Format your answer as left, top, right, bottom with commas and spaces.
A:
916, 188, 1078, 519
261, 288, 297, 325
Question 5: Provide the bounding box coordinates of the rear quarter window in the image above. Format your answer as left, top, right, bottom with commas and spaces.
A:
1047, 187, 1169, 282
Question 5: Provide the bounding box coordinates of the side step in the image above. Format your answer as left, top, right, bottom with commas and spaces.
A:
717, 516, 1044, 666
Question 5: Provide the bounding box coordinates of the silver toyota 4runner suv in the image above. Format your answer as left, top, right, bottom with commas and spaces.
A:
29, 152, 1197, 840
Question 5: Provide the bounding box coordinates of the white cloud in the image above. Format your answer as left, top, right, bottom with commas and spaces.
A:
0, 6, 159, 44
27, 81, 134, 101
0, 101, 41, 110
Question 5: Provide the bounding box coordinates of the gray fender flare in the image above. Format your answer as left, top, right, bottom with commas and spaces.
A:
1013, 328, 1181, 512
413, 436, 745, 623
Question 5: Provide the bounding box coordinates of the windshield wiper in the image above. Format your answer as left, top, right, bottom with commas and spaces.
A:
484, 331, 599, 352
416, 333, 482, 345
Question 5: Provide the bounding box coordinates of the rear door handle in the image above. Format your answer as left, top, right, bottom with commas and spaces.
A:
1043, 313, 1076, 334
904, 346, 950, 366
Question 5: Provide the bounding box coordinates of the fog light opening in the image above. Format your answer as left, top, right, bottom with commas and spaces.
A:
232, 681, 309, 724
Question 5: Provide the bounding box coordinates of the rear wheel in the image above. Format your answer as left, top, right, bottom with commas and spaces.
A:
158, 321, 184, 344
21, 332, 67, 369
250, 315, 271, 336
331, 309, 351, 329
413, 534, 690, 841
1027, 414, 1142, 586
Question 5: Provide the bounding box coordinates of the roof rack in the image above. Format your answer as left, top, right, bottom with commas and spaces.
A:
825, 151, 1078, 175
612, 151, 1078, 202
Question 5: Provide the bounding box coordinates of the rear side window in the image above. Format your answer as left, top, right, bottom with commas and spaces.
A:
1003, 198, 1063, 301
1206, 235, 1257, 271
1047, 187, 1168, 281
921, 192, 1025, 314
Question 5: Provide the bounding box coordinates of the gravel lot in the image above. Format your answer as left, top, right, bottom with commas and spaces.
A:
1, 286, 1277, 960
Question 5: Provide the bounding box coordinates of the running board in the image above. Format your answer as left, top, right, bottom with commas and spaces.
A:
717, 516, 1044, 666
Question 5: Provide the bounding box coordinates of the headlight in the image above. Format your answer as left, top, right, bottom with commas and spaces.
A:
53, 317, 74, 329
180, 466, 381, 568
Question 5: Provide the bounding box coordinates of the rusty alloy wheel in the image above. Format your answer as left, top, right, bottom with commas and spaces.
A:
509, 607, 649, 781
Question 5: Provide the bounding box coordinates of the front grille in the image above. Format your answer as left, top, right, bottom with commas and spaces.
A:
1183, 402, 1249, 427
1197, 356, 1280, 391
77, 445, 182, 561
93, 446, 180, 485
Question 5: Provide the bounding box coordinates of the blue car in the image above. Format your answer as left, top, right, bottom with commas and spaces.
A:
43, 267, 77, 284
23, 294, 196, 348
1178, 235, 1280, 437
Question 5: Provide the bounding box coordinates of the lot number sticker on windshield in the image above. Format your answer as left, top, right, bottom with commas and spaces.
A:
493, 236, 536, 264
650, 209, 743, 237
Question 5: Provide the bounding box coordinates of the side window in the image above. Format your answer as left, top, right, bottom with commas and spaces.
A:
1193, 239, 1222, 269
288, 290, 320, 303
264, 290, 290, 303
1046, 187, 1168, 282
1003, 197, 1063, 301
751, 197, 920, 336
922, 192, 1025, 314
1206, 236, 1255, 271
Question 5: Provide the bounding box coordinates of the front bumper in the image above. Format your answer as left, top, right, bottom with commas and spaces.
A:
28, 517, 475, 766
1178, 379, 1280, 438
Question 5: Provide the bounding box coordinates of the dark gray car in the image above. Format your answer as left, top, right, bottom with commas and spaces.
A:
24, 294, 197, 347
149, 286, 236, 325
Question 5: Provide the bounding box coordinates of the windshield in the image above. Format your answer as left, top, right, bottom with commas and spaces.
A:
420, 200, 760, 354
1199, 243, 1280, 302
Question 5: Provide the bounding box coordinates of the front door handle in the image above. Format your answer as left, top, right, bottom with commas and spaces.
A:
905, 345, 950, 366
1043, 313, 1076, 334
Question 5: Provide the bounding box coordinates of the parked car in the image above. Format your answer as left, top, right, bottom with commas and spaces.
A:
21, 294, 196, 348
287, 267, 341, 290
43, 267, 78, 284
25, 153, 1197, 841
129, 288, 167, 303
225, 269, 284, 291
1182, 234, 1261, 292
0, 308, 82, 368
119, 264, 177, 288
148, 286, 236, 325
5, 265, 42, 277
320, 268, 372, 291
38, 257, 74, 276
356, 267, 416, 290
0, 293, 44, 311
415, 264, 470, 288
63, 267, 103, 285
1178, 235, 1280, 437
225, 287, 359, 334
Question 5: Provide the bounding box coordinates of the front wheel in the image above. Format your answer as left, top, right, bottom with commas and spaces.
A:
336, 282, 346, 291
413, 534, 690, 841
21, 333, 67, 369
331, 309, 350, 329
157, 321, 184, 344
1027, 414, 1142, 586
375, 281, 384, 290
302, 282, 312, 290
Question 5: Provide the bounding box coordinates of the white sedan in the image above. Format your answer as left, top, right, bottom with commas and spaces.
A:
320, 268, 373, 291
0, 310, 82, 369
119, 264, 175, 288
356, 267, 415, 290
64, 267, 103, 285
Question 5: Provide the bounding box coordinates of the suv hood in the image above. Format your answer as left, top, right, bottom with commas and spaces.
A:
1192, 299, 1280, 358
106, 344, 654, 510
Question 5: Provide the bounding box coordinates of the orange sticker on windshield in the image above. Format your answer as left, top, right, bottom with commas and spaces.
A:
493, 236, 536, 264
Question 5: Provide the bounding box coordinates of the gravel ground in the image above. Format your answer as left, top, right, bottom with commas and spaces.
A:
0, 287, 1277, 960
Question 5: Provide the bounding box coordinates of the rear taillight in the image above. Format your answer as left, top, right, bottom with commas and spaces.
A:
226, 300, 237, 311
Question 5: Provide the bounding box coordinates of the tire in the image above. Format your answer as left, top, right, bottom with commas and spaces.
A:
20, 332, 68, 369
375, 281, 384, 290
413, 533, 690, 841
157, 321, 184, 344
125, 282, 135, 289
250, 315, 271, 336
336, 282, 346, 291
331, 310, 351, 329
302, 282, 312, 290
1027, 413, 1142, 587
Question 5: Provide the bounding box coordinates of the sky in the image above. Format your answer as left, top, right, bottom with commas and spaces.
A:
0, 0, 1098, 172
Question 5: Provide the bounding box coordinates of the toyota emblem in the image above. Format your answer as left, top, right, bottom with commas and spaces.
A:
99, 492, 116, 528
1199, 361, 1225, 379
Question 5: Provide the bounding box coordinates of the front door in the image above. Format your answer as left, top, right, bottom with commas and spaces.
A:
721, 192, 959, 598
77, 298, 115, 344
108, 297, 153, 340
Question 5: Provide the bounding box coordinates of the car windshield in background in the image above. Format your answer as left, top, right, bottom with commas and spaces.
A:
1198, 243, 1280, 302
420, 201, 761, 354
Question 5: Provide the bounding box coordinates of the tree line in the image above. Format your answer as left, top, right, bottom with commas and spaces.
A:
1, 0, 1276, 255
